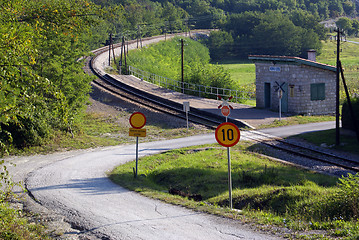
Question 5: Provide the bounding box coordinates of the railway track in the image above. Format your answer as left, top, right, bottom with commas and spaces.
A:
86, 33, 240, 130
86, 34, 358, 175
243, 130, 359, 173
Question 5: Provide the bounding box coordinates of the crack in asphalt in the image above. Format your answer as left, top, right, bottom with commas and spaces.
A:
217, 228, 245, 239
154, 204, 162, 216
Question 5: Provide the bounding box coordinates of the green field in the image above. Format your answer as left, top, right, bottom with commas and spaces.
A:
220, 62, 256, 86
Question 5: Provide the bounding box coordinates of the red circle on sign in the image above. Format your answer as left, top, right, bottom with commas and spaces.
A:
221, 106, 230, 117
129, 112, 146, 129
215, 122, 240, 147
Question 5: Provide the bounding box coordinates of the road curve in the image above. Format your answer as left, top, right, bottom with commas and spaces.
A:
26, 134, 282, 240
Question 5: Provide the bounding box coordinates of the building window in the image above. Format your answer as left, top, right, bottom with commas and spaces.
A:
289, 85, 294, 97
310, 83, 325, 101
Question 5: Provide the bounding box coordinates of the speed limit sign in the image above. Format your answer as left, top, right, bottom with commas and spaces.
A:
215, 122, 240, 209
215, 122, 240, 147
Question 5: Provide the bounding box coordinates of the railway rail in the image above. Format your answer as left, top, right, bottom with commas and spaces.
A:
86, 34, 358, 175
243, 130, 359, 173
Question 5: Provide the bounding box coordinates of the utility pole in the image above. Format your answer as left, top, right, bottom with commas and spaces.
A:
108, 33, 116, 66
137, 25, 142, 48
112, 35, 116, 66
108, 33, 112, 66
181, 39, 184, 94
124, 36, 127, 75
335, 28, 342, 146
140, 27, 142, 48
137, 25, 139, 48
119, 35, 123, 74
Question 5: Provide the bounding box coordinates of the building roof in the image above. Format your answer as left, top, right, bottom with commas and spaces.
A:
248, 55, 337, 72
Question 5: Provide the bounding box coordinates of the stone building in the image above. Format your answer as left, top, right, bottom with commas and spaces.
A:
248, 53, 337, 115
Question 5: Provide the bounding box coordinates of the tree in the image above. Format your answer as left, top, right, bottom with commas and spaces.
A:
0, 0, 101, 153
250, 13, 303, 56
290, 9, 326, 40
336, 17, 353, 35
351, 19, 359, 36
223, 12, 261, 38
206, 30, 234, 60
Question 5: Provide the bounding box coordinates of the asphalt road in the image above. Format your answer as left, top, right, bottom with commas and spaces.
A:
260, 121, 336, 138
24, 134, 282, 240
5, 122, 336, 239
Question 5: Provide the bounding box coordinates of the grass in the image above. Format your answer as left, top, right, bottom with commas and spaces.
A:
109, 142, 359, 239
317, 37, 359, 66
0, 202, 51, 240
257, 114, 335, 129
293, 129, 359, 155
220, 62, 256, 85
317, 38, 359, 97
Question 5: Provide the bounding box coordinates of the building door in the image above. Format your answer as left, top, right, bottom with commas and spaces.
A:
264, 82, 271, 108
280, 82, 288, 113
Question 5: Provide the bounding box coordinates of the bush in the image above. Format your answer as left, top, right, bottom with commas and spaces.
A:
330, 173, 359, 220
0, 116, 50, 149
297, 173, 359, 221
342, 97, 359, 131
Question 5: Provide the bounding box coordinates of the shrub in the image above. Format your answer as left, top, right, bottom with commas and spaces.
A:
342, 97, 359, 131
333, 173, 359, 219
0, 160, 22, 202
299, 173, 359, 221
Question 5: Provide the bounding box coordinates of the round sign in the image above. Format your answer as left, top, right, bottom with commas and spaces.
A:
129, 112, 146, 129
221, 106, 230, 117
215, 122, 240, 147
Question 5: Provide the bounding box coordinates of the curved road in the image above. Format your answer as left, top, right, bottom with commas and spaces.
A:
25, 134, 281, 239
7, 33, 335, 239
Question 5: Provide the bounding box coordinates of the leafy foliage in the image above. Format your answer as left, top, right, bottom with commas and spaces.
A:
0, 160, 22, 202
208, 10, 324, 60
0, 0, 102, 154
0, 202, 50, 240
336, 17, 359, 36
342, 97, 359, 131
295, 173, 359, 222
127, 37, 234, 90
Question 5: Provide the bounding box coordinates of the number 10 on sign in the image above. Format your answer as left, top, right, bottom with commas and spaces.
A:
215, 122, 240, 209
215, 122, 240, 147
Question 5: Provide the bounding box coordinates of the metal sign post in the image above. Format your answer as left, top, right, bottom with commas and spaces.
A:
227, 146, 232, 209
183, 102, 190, 132
215, 122, 240, 209
129, 112, 147, 178
275, 82, 285, 121
278, 89, 282, 121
